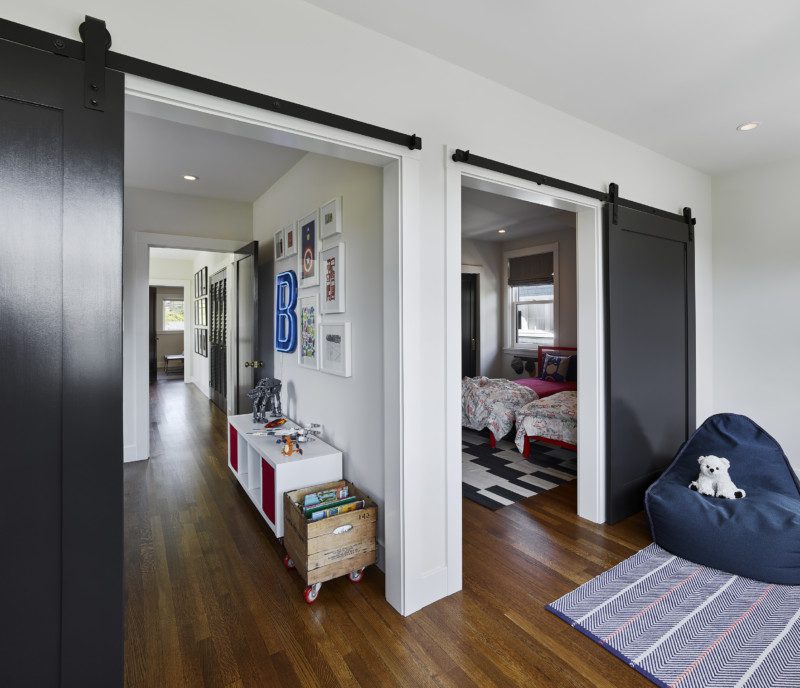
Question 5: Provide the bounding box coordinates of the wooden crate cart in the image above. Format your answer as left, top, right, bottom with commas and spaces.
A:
283, 480, 377, 604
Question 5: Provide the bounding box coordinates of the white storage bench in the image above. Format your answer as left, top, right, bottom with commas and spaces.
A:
227, 414, 343, 537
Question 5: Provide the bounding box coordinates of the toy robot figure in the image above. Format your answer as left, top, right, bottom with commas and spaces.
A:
247, 377, 283, 423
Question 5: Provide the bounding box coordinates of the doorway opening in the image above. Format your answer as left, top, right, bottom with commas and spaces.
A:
444, 166, 606, 594
122, 77, 413, 616
460, 186, 579, 511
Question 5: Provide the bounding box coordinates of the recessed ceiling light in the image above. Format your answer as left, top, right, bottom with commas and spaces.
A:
736, 122, 760, 132
183, 174, 199, 181
498, 228, 506, 234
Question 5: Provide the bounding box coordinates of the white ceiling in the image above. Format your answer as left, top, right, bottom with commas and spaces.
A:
304, 0, 800, 174
125, 113, 305, 202
462, 187, 573, 242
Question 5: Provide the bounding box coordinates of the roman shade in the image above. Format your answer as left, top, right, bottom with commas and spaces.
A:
508, 252, 554, 286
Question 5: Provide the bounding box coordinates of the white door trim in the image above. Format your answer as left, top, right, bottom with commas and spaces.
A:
444, 148, 606, 596
123, 76, 419, 616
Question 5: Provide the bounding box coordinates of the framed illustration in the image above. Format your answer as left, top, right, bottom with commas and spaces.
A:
320, 322, 352, 377
320, 197, 342, 239
194, 297, 208, 326
298, 293, 319, 369
297, 210, 320, 287
274, 228, 285, 260
194, 328, 208, 357
194, 266, 208, 297
284, 223, 298, 257
321, 242, 345, 314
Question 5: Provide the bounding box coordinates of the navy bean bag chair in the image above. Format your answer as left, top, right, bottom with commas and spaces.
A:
645, 413, 800, 585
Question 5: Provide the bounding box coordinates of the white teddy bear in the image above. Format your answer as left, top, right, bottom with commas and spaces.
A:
689, 455, 746, 499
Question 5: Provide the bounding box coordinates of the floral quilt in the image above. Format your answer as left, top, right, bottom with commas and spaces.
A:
514, 391, 577, 453
462, 377, 538, 440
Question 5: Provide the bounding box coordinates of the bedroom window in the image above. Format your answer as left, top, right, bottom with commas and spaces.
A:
162, 299, 185, 331
504, 243, 558, 351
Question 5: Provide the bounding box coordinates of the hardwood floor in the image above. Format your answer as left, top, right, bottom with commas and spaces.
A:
124, 380, 652, 687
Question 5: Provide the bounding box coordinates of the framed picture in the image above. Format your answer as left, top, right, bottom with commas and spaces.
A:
321, 242, 345, 314
320, 197, 342, 239
194, 266, 208, 297
194, 297, 207, 326
320, 322, 351, 377
194, 328, 208, 357
298, 210, 320, 287
274, 228, 285, 260
298, 293, 319, 369
284, 224, 298, 257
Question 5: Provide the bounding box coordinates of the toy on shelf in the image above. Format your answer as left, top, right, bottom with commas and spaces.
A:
273, 423, 323, 457
247, 377, 283, 423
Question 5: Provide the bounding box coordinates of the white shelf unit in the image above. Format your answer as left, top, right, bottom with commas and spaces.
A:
227, 414, 343, 537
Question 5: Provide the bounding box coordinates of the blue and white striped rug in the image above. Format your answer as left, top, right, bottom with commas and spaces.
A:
547, 544, 800, 688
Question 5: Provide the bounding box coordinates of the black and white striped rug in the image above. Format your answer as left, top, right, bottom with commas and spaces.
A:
548, 543, 800, 688
462, 429, 576, 510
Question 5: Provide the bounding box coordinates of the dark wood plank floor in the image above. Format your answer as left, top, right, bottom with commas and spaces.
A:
124, 379, 652, 687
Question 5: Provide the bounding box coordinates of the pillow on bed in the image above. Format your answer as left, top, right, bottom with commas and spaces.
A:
540, 353, 571, 382
566, 355, 577, 382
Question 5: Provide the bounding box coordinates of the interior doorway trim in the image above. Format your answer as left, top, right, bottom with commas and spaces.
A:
147, 277, 191, 386
123, 77, 420, 616
445, 150, 606, 595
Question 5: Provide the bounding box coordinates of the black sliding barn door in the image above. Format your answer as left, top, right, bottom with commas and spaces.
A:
604, 204, 694, 523
0, 37, 123, 686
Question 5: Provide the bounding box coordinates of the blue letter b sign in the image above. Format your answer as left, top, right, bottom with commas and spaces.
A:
275, 270, 298, 352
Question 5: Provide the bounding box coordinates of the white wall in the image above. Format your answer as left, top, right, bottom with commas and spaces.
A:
712, 157, 800, 470
18, 0, 715, 612
125, 187, 253, 242
253, 152, 386, 561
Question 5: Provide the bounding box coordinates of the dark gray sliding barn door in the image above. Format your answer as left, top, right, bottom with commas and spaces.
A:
604, 204, 695, 524
0, 37, 123, 686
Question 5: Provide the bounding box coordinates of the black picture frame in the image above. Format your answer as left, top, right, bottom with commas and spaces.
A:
194, 327, 208, 357
194, 297, 207, 326
194, 266, 208, 298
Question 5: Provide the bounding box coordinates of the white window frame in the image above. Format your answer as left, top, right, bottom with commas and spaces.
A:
160, 296, 185, 333
502, 242, 559, 355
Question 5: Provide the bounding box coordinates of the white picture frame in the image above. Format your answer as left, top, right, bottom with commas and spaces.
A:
273, 228, 285, 261
320, 242, 345, 314
298, 293, 320, 369
320, 322, 351, 377
284, 223, 298, 257
297, 210, 320, 287
320, 197, 342, 240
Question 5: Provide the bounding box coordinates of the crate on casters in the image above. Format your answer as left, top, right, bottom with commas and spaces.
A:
283, 480, 377, 604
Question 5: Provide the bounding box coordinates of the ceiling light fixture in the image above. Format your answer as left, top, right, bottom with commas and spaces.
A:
498, 228, 506, 234
183, 174, 199, 181
736, 122, 760, 132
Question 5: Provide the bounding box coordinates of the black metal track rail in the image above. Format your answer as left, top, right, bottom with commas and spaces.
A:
452, 149, 695, 227
0, 17, 423, 151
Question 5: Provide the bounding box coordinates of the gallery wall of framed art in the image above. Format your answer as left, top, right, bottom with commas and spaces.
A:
194, 266, 208, 358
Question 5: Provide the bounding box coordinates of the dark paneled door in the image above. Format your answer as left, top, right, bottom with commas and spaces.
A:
210, 268, 228, 411
461, 273, 479, 378
235, 241, 260, 413
604, 205, 695, 523
149, 286, 158, 381
0, 36, 124, 687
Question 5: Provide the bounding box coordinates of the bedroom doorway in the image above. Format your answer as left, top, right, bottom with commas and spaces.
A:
444, 163, 606, 596
459, 187, 579, 512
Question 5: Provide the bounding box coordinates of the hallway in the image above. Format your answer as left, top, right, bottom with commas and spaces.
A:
124, 379, 650, 687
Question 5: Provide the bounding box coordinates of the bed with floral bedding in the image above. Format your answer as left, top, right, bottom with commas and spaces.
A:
514, 391, 577, 457
462, 376, 538, 445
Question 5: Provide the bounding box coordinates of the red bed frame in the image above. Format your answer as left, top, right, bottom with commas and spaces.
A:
487, 345, 578, 456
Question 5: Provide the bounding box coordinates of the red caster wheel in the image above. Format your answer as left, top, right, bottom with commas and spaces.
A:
283, 553, 295, 569
348, 568, 365, 583
304, 583, 321, 604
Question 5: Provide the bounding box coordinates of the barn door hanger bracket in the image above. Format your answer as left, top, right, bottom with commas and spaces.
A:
79, 16, 112, 111
683, 207, 696, 240
608, 182, 619, 225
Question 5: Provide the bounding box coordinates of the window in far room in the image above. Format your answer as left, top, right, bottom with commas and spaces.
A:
162, 299, 185, 331
504, 244, 558, 351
